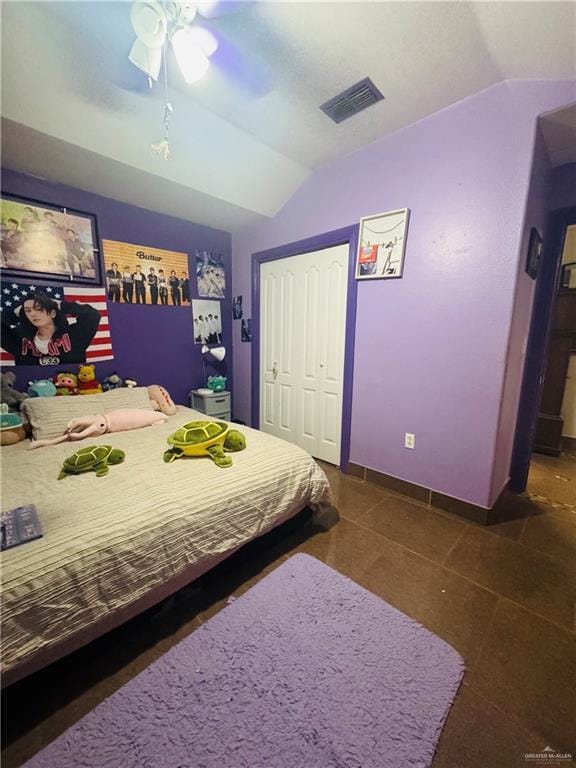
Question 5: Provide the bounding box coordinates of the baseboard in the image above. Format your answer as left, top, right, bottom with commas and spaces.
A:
561, 435, 576, 452
343, 463, 502, 525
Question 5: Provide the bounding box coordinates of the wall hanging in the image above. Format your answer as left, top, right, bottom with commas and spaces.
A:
195, 250, 226, 298
241, 318, 252, 343
233, 295, 243, 319
102, 239, 190, 306
525, 227, 543, 280
0, 282, 113, 366
0, 193, 100, 285
193, 299, 222, 345
356, 208, 410, 280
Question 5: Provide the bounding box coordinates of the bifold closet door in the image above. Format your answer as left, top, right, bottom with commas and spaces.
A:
259, 244, 349, 464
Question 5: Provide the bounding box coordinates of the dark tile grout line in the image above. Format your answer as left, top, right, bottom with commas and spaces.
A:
337, 513, 575, 636
342, 471, 576, 565
458, 678, 560, 750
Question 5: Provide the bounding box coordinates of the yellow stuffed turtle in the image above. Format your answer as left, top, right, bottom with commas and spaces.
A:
163, 420, 246, 468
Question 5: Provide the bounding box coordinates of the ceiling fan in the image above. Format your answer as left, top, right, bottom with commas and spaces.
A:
129, 1, 235, 158
129, 1, 219, 85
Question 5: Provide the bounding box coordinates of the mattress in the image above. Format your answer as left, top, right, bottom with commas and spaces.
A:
1, 406, 332, 682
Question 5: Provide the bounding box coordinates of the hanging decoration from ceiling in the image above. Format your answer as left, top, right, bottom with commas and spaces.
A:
129, 1, 218, 158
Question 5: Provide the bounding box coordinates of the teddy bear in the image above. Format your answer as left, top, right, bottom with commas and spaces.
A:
0, 372, 29, 412
77, 364, 103, 395
53, 372, 79, 396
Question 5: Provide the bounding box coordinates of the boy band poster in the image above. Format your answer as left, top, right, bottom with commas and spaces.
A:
103, 240, 190, 307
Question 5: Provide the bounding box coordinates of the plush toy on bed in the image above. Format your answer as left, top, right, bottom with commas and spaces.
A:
53, 372, 79, 396
148, 385, 177, 416
0, 406, 26, 446
77, 365, 103, 395
27, 379, 57, 398
29, 409, 168, 449
1, 372, 28, 412
102, 373, 124, 392
163, 420, 246, 467
58, 446, 126, 479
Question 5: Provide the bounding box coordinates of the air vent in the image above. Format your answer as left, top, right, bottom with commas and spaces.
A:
320, 78, 384, 124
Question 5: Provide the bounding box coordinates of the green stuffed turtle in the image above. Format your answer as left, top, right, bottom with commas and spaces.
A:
163, 420, 246, 468
58, 445, 125, 480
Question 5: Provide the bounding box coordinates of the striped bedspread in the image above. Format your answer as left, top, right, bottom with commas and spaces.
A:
0, 407, 331, 678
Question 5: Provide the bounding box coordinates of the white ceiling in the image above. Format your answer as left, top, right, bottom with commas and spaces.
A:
2, 1, 575, 232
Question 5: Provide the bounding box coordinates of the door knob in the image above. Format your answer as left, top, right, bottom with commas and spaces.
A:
272, 363, 278, 380
319, 362, 325, 368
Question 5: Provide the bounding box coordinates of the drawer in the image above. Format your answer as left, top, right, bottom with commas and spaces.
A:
212, 411, 231, 422
202, 394, 231, 416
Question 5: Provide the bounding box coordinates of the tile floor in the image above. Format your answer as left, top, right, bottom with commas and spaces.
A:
2, 452, 575, 767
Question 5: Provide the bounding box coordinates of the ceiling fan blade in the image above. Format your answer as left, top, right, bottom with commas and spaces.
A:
130, 0, 167, 48
129, 38, 163, 81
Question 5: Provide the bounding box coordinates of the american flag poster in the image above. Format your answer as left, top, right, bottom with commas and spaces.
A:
0, 282, 113, 366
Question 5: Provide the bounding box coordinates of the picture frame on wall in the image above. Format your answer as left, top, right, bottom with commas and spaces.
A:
0, 193, 101, 285
525, 227, 543, 280
356, 208, 410, 280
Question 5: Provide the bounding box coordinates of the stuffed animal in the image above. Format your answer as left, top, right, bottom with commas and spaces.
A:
124, 378, 138, 388
207, 375, 227, 393
102, 372, 124, 392
1, 372, 28, 411
148, 385, 177, 415
0, 405, 26, 446
28, 379, 57, 397
77, 364, 103, 395
53, 372, 79, 396
29, 408, 168, 449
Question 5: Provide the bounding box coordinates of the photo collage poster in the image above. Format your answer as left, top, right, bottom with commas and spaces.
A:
1, 196, 98, 282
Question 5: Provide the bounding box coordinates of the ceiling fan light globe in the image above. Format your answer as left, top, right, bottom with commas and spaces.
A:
179, 3, 198, 24
171, 29, 210, 83
186, 25, 218, 57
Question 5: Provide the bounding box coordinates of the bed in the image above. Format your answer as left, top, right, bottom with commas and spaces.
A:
1, 400, 333, 686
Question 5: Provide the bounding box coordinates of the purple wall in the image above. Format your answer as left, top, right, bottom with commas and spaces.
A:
549, 163, 576, 210
490, 124, 552, 502
232, 80, 575, 508
1, 169, 232, 405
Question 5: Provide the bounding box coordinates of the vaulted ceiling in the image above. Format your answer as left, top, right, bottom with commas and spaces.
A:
2, 1, 575, 231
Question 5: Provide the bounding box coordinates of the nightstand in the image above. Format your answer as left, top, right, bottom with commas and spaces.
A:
189, 390, 231, 421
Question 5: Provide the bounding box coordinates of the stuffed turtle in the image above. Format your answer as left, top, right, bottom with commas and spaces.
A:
58, 445, 125, 480
163, 421, 246, 468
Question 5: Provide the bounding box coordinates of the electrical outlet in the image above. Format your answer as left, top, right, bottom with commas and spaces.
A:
405, 433, 415, 449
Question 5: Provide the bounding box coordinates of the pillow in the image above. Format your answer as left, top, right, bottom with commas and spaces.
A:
23, 387, 154, 441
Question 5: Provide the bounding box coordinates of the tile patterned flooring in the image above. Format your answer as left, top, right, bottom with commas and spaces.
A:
2, 452, 575, 767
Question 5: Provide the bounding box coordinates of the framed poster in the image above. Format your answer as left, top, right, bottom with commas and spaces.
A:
0, 193, 100, 285
525, 227, 543, 280
356, 208, 410, 280
192, 299, 222, 344
196, 250, 226, 298
102, 240, 190, 306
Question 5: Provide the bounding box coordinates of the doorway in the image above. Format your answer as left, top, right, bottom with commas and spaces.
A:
251, 225, 358, 469
511, 211, 576, 493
